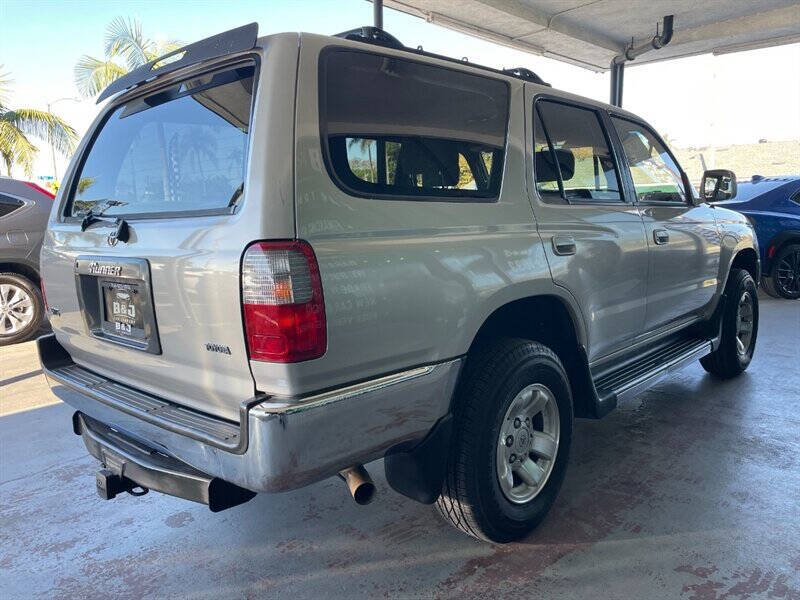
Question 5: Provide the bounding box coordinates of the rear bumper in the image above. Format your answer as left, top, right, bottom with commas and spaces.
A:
38, 334, 461, 494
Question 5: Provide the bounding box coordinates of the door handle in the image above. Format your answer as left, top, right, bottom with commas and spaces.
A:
653, 229, 670, 245
552, 235, 576, 256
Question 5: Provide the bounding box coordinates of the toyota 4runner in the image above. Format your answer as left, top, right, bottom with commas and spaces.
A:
37, 24, 759, 542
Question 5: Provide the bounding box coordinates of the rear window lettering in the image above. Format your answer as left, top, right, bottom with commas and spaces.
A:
321, 49, 509, 200
67, 63, 255, 219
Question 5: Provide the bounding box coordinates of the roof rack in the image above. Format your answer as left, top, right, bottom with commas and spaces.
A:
334, 26, 551, 87
96, 22, 259, 104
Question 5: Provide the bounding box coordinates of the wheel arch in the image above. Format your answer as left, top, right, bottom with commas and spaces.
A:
730, 247, 759, 283
465, 293, 597, 419
764, 230, 800, 274
0, 260, 41, 287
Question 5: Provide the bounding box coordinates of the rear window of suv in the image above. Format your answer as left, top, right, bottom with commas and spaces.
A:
320, 49, 509, 201
66, 63, 255, 219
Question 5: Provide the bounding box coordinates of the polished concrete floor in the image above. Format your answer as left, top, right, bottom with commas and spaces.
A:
1, 294, 798, 599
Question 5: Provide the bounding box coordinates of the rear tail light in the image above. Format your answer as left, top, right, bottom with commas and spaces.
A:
23, 181, 55, 199
40, 278, 48, 312
241, 240, 326, 363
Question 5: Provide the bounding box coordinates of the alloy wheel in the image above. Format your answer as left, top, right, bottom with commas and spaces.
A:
0, 283, 35, 336
496, 383, 560, 504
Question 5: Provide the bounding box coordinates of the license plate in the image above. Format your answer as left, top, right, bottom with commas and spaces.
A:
102, 282, 145, 340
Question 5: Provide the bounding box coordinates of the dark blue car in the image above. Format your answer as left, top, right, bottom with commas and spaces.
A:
715, 175, 800, 299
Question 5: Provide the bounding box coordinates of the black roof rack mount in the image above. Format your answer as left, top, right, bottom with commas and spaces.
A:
334, 26, 550, 87
96, 22, 259, 104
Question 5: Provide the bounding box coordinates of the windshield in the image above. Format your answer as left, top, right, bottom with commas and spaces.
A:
68, 63, 255, 218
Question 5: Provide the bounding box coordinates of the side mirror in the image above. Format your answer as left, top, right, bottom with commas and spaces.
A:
701, 169, 737, 202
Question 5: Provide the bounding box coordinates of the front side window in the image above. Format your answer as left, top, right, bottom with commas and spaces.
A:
321, 49, 509, 200
611, 117, 686, 203
67, 63, 255, 218
534, 100, 622, 203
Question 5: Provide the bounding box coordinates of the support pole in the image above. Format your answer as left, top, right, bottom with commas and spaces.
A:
610, 60, 624, 107
374, 0, 383, 29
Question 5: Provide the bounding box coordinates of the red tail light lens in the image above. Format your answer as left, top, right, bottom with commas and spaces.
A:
40, 278, 48, 312
23, 181, 55, 199
241, 240, 327, 363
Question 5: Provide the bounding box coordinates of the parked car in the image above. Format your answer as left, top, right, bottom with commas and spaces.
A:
0, 177, 54, 345
713, 175, 800, 299
37, 24, 760, 543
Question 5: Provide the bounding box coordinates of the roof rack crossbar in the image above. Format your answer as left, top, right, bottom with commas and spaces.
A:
96, 22, 259, 104
333, 26, 550, 87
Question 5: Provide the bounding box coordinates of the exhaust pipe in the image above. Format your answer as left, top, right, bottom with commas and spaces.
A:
339, 465, 376, 505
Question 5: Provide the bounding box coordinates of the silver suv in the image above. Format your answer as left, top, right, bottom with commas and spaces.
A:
38, 25, 759, 543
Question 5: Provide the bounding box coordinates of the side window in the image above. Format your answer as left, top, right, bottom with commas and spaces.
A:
611, 117, 686, 203
0, 194, 24, 218
533, 100, 623, 203
321, 50, 509, 200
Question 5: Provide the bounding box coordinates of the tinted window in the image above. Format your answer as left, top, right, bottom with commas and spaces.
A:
321, 50, 508, 199
0, 194, 24, 218
68, 64, 255, 218
534, 101, 622, 203
611, 117, 686, 203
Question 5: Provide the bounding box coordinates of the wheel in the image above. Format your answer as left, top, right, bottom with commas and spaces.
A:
0, 273, 44, 346
436, 338, 573, 543
760, 275, 781, 299
770, 243, 800, 299
700, 268, 758, 378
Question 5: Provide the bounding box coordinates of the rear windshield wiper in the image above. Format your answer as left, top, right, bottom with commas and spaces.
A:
80, 199, 130, 243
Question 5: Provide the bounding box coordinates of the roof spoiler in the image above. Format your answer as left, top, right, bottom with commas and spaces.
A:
96, 22, 259, 104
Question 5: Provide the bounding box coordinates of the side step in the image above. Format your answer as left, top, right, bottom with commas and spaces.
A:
592, 336, 712, 408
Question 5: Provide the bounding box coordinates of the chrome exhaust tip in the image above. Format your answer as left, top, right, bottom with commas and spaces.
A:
339, 465, 376, 505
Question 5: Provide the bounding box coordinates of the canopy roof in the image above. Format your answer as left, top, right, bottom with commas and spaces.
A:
384, 0, 800, 71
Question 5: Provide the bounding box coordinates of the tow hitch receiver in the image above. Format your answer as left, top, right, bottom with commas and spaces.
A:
96, 468, 149, 501
74, 412, 256, 512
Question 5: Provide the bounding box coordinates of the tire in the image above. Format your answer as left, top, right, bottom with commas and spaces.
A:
0, 273, 44, 346
760, 275, 781, 299
700, 268, 758, 378
770, 243, 800, 299
436, 338, 573, 543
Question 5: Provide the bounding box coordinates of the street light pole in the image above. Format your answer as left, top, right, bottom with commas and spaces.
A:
46, 96, 80, 181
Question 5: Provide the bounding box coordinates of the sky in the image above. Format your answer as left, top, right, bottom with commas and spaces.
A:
1, 0, 799, 181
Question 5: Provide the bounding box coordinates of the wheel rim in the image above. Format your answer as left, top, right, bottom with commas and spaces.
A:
776, 249, 800, 296
0, 283, 35, 336
735, 290, 754, 356
496, 383, 560, 504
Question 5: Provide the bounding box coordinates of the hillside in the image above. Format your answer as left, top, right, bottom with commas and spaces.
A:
673, 140, 800, 184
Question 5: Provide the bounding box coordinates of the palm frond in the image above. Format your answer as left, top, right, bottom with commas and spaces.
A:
105, 16, 151, 70
146, 40, 184, 64
0, 120, 38, 177
2, 108, 77, 155
74, 54, 128, 98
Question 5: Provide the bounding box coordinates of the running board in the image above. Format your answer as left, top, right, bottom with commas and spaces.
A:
592, 336, 713, 407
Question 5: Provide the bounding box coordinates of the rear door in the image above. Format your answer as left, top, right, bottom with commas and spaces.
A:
527, 93, 649, 361
41, 51, 295, 422
610, 116, 721, 331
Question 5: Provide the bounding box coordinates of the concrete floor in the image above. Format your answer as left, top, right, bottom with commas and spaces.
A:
1, 294, 798, 599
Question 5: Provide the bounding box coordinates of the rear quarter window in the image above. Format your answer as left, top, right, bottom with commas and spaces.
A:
0, 194, 24, 218
320, 49, 509, 201
65, 62, 256, 219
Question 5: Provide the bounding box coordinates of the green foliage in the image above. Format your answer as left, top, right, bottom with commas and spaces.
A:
0, 65, 77, 176
75, 17, 182, 98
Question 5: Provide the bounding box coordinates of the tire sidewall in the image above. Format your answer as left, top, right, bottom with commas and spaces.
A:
467, 348, 573, 540
771, 244, 800, 299
0, 273, 43, 345
723, 270, 758, 369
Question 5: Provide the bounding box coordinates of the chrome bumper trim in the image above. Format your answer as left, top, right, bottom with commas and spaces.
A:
38, 334, 462, 493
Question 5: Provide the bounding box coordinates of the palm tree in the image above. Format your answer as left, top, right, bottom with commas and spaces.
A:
0, 67, 77, 177
74, 17, 182, 98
